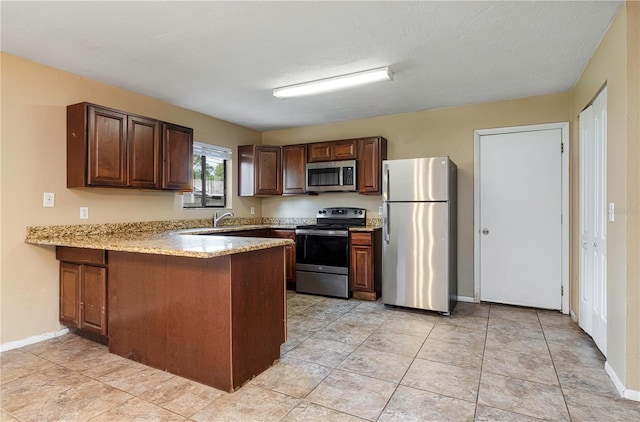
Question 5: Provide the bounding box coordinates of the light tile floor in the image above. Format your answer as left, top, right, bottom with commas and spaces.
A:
2, 292, 640, 421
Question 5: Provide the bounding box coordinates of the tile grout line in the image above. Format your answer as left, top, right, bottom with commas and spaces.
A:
538, 309, 574, 421
373, 315, 436, 421
282, 299, 391, 421
476, 304, 561, 421
473, 303, 492, 421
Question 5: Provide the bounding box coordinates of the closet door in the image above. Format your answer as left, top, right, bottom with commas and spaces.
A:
579, 86, 608, 356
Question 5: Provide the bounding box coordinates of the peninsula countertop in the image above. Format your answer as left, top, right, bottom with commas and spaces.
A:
25, 228, 292, 259
25, 220, 382, 259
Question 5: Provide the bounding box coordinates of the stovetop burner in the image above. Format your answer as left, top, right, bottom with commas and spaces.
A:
296, 207, 367, 232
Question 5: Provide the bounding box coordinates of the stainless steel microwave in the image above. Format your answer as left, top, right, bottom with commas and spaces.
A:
306, 160, 357, 192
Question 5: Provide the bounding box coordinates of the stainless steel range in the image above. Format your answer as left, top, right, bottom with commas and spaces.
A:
295, 207, 366, 298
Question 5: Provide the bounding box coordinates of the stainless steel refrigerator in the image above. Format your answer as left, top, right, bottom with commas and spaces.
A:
381, 157, 457, 314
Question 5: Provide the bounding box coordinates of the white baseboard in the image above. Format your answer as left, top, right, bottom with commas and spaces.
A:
570, 309, 578, 322
0, 328, 69, 353
625, 388, 640, 402
605, 361, 625, 397
454, 295, 475, 303
605, 361, 640, 402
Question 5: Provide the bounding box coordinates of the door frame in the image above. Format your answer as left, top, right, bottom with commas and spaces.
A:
473, 122, 570, 314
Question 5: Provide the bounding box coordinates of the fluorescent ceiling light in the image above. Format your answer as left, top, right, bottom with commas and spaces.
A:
273, 66, 393, 99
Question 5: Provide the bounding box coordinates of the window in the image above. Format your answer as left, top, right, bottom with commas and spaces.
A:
183, 142, 231, 208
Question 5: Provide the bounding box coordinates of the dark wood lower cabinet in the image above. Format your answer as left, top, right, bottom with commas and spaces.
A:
201, 227, 297, 289
350, 230, 382, 301
59, 262, 81, 327
269, 229, 297, 289
108, 247, 285, 392
57, 247, 108, 337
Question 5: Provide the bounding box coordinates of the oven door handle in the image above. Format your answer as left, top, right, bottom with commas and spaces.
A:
295, 229, 349, 237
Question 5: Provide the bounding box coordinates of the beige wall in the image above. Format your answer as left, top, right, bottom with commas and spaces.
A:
571, 1, 640, 391
625, 0, 639, 392
0, 53, 261, 345
262, 93, 572, 298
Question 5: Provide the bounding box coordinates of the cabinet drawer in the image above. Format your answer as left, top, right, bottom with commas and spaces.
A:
350, 232, 372, 246
56, 247, 107, 266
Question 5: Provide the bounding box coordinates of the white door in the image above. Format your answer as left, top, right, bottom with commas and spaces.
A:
579, 87, 607, 356
478, 128, 563, 309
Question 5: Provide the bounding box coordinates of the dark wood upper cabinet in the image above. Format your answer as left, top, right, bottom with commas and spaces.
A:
307, 142, 332, 162
282, 144, 307, 195
333, 139, 358, 160
86, 105, 127, 187
357, 137, 388, 194
161, 123, 193, 191
67, 102, 193, 191
255, 146, 282, 195
128, 115, 161, 189
238, 145, 282, 196
307, 139, 357, 162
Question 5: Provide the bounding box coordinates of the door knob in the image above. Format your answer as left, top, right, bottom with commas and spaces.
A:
482, 228, 489, 235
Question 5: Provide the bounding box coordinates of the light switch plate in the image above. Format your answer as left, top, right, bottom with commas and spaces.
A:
43, 192, 55, 207
80, 207, 89, 219
608, 202, 615, 222
250, 207, 255, 215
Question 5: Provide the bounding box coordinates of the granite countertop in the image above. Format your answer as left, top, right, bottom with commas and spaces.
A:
349, 225, 382, 232
177, 224, 381, 235
26, 227, 293, 259
25, 218, 382, 258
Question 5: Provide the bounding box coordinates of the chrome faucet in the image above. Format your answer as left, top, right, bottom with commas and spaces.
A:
213, 211, 234, 227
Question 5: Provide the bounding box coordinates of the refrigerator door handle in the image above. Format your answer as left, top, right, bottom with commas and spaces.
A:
383, 202, 390, 243
383, 166, 390, 201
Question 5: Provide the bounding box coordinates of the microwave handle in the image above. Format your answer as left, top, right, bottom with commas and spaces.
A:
339, 167, 344, 186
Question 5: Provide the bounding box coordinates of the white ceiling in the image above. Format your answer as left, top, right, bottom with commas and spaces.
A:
1, 1, 622, 131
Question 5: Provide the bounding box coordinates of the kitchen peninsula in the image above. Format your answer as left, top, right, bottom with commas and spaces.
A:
26, 223, 292, 392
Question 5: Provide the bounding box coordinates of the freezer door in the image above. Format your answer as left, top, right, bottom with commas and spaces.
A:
382, 201, 450, 312
383, 157, 450, 202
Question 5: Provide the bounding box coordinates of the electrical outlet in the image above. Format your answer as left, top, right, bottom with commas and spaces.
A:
80, 207, 89, 219
250, 207, 255, 215
43, 192, 55, 207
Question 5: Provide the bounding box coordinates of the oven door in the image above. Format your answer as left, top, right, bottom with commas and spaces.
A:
295, 231, 350, 298
296, 232, 349, 270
